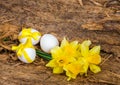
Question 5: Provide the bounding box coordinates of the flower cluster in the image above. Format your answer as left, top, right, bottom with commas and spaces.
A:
46, 38, 101, 81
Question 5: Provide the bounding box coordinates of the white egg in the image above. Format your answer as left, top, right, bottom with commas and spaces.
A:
40, 34, 59, 53
19, 28, 41, 45
18, 48, 36, 63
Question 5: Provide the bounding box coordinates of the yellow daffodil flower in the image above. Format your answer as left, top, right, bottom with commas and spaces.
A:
63, 61, 82, 81
79, 40, 101, 74
46, 38, 79, 74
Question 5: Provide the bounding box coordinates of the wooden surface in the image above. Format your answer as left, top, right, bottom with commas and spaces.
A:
0, 0, 120, 84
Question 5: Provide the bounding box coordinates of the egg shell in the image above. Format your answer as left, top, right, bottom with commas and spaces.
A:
18, 48, 36, 63
40, 34, 59, 53
19, 29, 41, 45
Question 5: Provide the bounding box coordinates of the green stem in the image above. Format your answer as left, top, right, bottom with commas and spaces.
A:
36, 49, 52, 60
36, 50, 50, 56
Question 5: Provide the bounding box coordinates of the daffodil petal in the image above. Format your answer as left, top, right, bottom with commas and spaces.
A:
51, 46, 62, 58
70, 41, 78, 48
88, 54, 101, 64
89, 46, 100, 54
77, 57, 89, 75
46, 59, 58, 67
81, 63, 89, 75
61, 37, 69, 48
81, 40, 91, 57
53, 67, 63, 74
67, 77, 72, 81
65, 70, 77, 81
90, 64, 101, 73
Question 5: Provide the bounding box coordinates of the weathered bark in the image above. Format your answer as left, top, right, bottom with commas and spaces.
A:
0, 0, 120, 84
